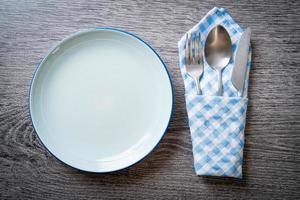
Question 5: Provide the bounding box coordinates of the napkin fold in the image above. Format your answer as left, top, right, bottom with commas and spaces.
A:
178, 7, 251, 178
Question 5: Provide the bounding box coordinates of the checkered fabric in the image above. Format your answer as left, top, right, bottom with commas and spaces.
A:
178, 7, 251, 178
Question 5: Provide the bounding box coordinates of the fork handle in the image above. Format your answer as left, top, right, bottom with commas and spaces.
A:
194, 78, 201, 95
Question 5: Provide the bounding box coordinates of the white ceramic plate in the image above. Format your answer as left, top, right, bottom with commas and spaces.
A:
29, 28, 173, 172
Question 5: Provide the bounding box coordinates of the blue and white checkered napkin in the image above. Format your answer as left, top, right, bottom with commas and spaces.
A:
178, 7, 251, 178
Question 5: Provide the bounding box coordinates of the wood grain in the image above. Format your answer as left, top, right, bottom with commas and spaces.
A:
0, 0, 300, 199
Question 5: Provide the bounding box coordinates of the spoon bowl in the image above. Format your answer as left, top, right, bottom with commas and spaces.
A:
204, 25, 232, 95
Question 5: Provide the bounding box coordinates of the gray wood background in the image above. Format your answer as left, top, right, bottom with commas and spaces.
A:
1, 0, 299, 199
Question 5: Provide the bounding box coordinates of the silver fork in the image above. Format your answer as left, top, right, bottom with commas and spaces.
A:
185, 32, 203, 94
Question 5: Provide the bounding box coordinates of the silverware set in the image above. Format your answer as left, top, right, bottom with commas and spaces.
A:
185, 25, 251, 96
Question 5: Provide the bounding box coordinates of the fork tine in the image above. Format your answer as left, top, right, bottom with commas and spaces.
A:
189, 34, 193, 65
191, 36, 195, 64
194, 35, 198, 64
193, 36, 197, 64
185, 33, 189, 64
198, 32, 201, 64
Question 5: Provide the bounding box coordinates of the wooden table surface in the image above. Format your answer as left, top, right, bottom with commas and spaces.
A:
1, 0, 300, 199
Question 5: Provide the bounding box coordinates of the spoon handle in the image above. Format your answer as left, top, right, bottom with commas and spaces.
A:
217, 70, 223, 96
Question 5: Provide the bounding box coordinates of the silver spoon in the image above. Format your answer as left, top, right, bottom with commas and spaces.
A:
204, 25, 232, 96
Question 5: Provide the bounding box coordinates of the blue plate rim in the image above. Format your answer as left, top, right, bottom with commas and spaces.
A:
28, 27, 174, 173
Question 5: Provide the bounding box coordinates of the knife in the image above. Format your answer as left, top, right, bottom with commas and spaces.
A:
231, 27, 251, 97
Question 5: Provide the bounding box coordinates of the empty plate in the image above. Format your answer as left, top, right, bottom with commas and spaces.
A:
29, 28, 173, 172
